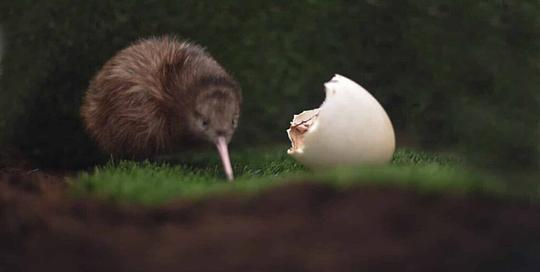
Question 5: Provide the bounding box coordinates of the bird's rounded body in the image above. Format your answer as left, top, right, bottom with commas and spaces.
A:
81, 36, 241, 161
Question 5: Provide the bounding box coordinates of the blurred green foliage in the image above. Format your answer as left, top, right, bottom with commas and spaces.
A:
0, 1, 539, 173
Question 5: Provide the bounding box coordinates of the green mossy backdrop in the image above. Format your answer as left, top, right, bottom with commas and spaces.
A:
1, 1, 539, 173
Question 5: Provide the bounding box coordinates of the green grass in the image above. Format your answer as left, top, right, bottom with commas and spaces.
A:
72, 146, 518, 205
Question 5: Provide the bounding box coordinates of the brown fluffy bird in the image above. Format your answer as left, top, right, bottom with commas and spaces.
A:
81, 36, 241, 181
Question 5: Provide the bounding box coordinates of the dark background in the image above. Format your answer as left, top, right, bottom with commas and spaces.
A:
0, 1, 539, 175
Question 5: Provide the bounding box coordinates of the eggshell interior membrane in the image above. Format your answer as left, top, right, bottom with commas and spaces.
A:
287, 109, 320, 154
287, 74, 395, 169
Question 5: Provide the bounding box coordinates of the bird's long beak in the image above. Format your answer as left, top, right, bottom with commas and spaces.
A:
215, 136, 234, 181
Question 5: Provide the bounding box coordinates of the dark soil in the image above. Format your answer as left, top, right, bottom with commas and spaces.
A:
1, 170, 540, 272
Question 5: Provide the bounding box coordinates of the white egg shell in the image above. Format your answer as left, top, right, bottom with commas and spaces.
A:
287, 74, 395, 169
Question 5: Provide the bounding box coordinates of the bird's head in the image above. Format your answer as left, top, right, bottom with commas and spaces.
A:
187, 85, 241, 181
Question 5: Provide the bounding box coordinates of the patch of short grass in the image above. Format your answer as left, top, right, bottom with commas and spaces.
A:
72, 146, 517, 205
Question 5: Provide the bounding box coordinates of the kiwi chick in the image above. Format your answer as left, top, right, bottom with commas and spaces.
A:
81, 36, 241, 181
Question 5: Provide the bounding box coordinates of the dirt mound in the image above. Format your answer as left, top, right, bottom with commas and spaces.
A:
1, 170, 539, 272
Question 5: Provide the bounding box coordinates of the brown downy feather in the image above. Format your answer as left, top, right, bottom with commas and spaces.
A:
81, 36, 241, 158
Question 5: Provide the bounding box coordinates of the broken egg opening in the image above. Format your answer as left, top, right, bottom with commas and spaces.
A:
287, 74, 395, 169
287, 109, 320, 154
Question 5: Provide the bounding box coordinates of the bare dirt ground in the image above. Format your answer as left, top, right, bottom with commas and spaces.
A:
1, 166, 540, 272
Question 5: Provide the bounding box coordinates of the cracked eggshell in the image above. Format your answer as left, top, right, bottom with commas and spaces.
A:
287, 74, 395, 169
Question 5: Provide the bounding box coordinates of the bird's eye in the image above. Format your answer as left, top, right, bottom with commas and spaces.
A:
201, 120, 209, 129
